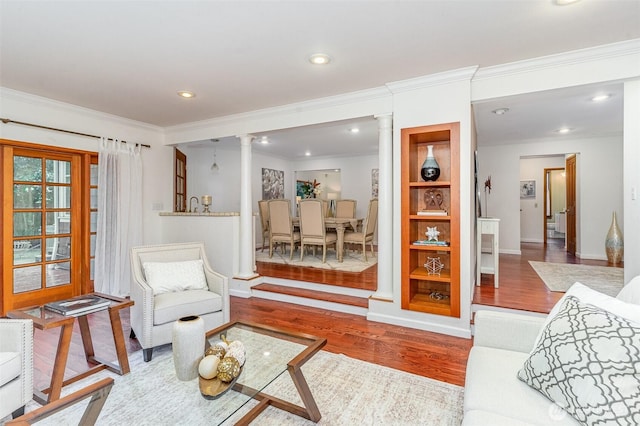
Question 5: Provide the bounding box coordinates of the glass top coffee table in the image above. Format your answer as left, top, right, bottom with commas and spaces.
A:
203, 321, 326, 425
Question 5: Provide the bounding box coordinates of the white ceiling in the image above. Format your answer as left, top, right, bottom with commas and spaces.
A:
1, 1, 638, 158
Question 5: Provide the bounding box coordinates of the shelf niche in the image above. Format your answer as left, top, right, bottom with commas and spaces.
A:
401, 122, 460, 318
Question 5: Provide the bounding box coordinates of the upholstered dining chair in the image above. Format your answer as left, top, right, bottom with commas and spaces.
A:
130, 242, 229, 362
335, 199, 357, 219
268, 199, 300, 260
321, 199, 329, 217
0, 319, 33, 420
299, 199, 337, 263
258, 200, 270, 252
344, 198, 378, 261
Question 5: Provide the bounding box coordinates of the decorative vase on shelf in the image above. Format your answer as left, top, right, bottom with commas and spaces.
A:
172, 315, 205, 381
605, 211, 623, 265
421, 145, 440, 181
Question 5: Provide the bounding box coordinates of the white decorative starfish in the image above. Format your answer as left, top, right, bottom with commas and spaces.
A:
425, 226, 440, 241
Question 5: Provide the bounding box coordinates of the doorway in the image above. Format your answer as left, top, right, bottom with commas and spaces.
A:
1, 142, 95, 314
543, 167, 566, 245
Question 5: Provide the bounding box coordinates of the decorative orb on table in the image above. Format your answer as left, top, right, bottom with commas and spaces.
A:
172, 315, 205, 381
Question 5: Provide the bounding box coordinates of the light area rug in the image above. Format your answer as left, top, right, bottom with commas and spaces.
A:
529, 261, 624, 297
21, 345, 463, 426
256, 247, 377, 273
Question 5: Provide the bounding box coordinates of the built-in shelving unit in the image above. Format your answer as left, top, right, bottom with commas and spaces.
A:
401, 122, 460, 317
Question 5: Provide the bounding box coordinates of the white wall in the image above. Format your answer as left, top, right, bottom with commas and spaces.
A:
0, 88, 171, 245
623, 79, 640, 282
292, 155, 378, 219
478, 135, 623, 258
380, 70, 476, 338
180, 142, 378, 247
180, 144, 292, 214
519, 156, 565, 243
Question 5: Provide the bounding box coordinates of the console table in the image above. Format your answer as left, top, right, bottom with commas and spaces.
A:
476, 217, 500, 288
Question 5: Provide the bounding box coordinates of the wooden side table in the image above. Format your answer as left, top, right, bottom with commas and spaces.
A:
7, 293, 133, 404
476, 217, 500, 288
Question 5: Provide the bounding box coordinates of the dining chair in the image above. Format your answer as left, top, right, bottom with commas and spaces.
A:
268, 199, 300, 260
344, 198, 378, 261
335, 199, 357, 218
321, 199, 329, 217
298, 199, 337, 263
258, 200, 270, 252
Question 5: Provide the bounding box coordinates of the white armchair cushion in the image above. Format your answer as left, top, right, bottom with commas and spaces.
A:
153, 289, 223, 326
0, 352, 21, 387
142, 259, 208, 295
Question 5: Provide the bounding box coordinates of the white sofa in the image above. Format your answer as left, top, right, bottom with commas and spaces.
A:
463, 277, 640, 425
0, 319, 33, 420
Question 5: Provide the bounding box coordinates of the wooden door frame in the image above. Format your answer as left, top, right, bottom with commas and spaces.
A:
542, 167, 565, 245
565, 154, 577, 256
1, 139, 95, 315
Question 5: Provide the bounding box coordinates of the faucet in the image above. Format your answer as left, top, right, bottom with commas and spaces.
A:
189, 196, 199, 213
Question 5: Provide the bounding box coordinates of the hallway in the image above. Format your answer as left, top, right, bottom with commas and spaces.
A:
474, 239, 618, 314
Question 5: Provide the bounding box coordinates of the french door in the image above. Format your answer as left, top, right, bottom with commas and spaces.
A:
1, 142, 94, 314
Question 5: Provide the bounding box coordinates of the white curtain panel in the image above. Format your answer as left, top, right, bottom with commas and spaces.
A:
95, 138, 143, 296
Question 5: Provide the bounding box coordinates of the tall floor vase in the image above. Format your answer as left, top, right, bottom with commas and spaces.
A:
172, 315, 205, 381
605, 212, 623, 265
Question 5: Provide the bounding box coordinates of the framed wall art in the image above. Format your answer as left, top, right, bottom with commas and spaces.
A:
520, 180, 536, 199
262, 168, 284, 200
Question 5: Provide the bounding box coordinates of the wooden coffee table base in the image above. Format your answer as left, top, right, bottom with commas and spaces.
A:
231, 364, 321, 425
8, 293, 133, 405
204, 321, 326, 425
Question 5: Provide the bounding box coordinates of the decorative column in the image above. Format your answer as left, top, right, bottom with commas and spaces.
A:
236, 134, 258, 279
372, 113, 393, 301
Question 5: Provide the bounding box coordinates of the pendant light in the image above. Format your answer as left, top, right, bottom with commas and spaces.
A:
210, 139, 220, 172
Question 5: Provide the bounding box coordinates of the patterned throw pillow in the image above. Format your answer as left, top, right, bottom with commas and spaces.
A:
518, 296, 640, 425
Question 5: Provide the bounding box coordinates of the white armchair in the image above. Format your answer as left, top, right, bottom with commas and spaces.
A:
0, 319, 33, 420
130, 242, 230, 362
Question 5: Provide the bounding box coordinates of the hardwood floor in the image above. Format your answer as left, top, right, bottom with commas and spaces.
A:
474, 239, 619, 314
23, 239, 622, 395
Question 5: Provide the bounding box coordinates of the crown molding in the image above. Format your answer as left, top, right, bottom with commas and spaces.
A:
0, 87, 163, 133
474, 39, 640, 81
386, 66, 479, 94
165, 86, 391, 134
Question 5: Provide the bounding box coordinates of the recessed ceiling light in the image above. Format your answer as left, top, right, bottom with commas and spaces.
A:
556, 127, 572, 134
260, 136, 269, 144
308, 53, 331, 65
177, 91, 195, 99
591, 94, 611, 102
305, 151, 311, 156
553, 0, 581, 5
349, 128, 360, 134
492, 108, 509, 115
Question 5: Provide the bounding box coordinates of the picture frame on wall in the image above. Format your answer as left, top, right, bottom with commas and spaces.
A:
520, 180, 536, 199
262, 168, 284, 200
371, 168, 379, 198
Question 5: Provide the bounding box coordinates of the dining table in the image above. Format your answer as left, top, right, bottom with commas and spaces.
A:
291, 216, 363, 262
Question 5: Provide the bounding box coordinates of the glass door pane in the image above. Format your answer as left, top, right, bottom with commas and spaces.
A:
11, 154, 73, 293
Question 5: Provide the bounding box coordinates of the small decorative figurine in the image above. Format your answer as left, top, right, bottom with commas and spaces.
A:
425, 226, 440, 241
424, 257, 445, 275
